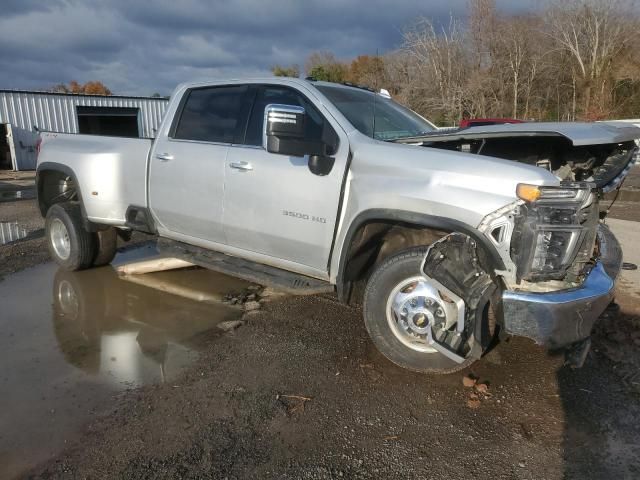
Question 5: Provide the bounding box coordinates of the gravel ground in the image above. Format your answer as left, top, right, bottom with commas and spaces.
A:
27, 291, 640, 480
2, 194, 640, 479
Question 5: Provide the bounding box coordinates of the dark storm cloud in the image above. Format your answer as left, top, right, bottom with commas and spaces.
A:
2, 0, 64, 16
0, 0, 539, 96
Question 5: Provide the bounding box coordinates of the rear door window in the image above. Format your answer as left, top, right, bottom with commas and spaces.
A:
173, 85, 249, 143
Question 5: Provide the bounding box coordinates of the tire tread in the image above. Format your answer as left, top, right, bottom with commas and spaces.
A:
46, 202, 96, 271
363, 246, 476, 375
92, 228, 118, 267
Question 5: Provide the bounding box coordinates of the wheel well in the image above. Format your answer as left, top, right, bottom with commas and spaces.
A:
340, 220, 447, 305
37, 169, 79, 217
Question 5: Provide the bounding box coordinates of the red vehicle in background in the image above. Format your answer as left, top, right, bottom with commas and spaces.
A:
460, 118, 525, 128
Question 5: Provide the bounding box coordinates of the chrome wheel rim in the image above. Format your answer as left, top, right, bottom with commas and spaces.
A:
385, 275, 456, 353
50, 218, 71, 260
57, 279, 79, 320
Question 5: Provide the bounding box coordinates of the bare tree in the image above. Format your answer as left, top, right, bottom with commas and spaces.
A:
403, 16, 469, 124
374, 0, 640, 125
491, 16, 545, 118
468, 0, 497, 70
546, 0, 638, 117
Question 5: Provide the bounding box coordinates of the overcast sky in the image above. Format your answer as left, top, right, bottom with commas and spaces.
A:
0, 0, 539, 96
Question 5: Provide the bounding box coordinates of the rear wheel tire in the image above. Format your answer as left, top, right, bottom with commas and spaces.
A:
92, 228, 117, 267
363, 247, 480, 374
45, 202, 96, 271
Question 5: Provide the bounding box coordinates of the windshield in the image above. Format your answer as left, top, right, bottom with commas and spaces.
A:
314, 84, 435, 140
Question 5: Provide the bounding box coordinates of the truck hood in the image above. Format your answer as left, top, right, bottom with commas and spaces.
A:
397, 121, 640, 147
348, 133, 561, 228
394, 122, 639, 192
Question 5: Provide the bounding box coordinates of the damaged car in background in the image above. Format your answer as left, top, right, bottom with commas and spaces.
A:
35, 78, 638, 374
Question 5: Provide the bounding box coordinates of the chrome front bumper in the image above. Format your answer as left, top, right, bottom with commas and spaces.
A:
501, 224, 622, 349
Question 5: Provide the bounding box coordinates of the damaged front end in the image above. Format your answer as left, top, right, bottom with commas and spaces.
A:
408, 123, 637, 365
477, 180, 624, 364
398, 122, 639, 194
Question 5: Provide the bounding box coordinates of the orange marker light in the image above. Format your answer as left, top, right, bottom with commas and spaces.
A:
516, 184, 541, 202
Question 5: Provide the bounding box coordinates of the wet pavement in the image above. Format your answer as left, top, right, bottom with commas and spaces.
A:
0, 246, 248, 479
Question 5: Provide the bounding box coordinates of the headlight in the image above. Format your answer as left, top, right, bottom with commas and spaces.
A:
516, 184, 580, 202
511, 183, 598, 282
537, 206, 577, 225
530, 230, 579, 273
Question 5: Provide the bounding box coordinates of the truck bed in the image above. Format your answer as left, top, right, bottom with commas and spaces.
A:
38, 132, 152, 225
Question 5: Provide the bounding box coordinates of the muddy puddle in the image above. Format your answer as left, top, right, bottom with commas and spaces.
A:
0, 189, 35, 203
0, 246, 249, 479
0, 222, 28, 245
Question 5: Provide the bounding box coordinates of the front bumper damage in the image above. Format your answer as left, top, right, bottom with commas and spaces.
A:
501, 224, 622, 350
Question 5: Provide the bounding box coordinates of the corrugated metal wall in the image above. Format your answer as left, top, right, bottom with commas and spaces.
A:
0, 90, 169, 138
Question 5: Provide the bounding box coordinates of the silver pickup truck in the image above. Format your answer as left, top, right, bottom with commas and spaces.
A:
36, 78, 638, 374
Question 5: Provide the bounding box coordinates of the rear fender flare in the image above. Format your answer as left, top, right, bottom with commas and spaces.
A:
37, 162, 90, 226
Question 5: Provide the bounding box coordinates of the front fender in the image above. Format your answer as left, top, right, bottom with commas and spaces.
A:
333, 208, 506, 303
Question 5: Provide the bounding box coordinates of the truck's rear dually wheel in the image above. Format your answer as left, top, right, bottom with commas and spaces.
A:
92, 228, 118, 267
45, 203, 96, 271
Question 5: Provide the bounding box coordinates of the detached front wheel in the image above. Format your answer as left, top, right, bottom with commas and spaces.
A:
363, 240, 496, 374
45, 202, 96, 271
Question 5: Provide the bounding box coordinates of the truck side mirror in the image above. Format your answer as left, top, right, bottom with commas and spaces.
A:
263, 104, 327, 158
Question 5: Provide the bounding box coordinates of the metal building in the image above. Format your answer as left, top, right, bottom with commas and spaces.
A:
0, 90, 169, 171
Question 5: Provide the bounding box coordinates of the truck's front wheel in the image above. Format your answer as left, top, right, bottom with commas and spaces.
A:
363, 245, 494, 374
45, 203, 96, 271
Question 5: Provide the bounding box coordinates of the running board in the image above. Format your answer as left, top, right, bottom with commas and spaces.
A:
157, 238, 334, 295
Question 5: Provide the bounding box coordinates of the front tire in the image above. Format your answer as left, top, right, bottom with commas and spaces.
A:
363, 247, 485, 374
45, 202, 96, 271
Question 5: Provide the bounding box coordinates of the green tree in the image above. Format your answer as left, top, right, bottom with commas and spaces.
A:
305, 51, 348, 83
308, 63, 348, 83
271, 64, 300, 77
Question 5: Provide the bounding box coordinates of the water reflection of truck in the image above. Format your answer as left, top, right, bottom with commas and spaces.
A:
52, 267, 240, 382
37, 78, 636, 373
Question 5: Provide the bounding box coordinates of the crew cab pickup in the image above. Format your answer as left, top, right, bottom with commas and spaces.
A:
36, 78, 638, 373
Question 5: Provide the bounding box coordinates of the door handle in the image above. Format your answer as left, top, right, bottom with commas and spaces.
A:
156, 153, 174, 162
229, 161, 253, 171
